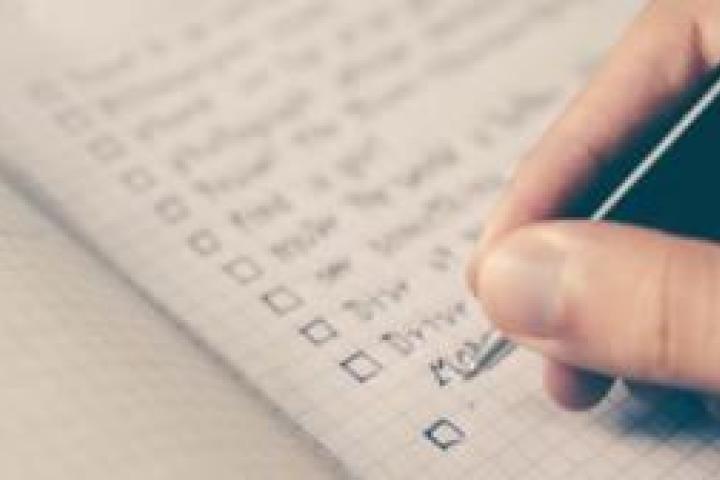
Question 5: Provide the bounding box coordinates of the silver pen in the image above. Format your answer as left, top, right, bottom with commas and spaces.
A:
466, 67, 720, 377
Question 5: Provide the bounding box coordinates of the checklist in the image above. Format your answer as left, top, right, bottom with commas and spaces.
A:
0, 1, 697, 480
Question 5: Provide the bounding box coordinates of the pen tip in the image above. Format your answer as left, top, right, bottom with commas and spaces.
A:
463, 336, 515, 380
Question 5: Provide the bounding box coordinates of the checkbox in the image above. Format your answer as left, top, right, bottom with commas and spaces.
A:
54, 108, 92, 134
300, 318, 338, 346
87, 135, 127, 162
424, 418, 466, 451
120, 167, 156, 193
262, 287, 304, 316
340, 351, 383, 383
223, 257, 263, 285
188, 229, 222, 256
155, 195, 190, 224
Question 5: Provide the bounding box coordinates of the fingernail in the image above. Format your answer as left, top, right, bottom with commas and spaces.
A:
478, 230, 566, 337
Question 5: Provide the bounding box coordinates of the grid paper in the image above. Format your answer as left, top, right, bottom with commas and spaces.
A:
0, 154, 341, 477
1, 0, 720, 478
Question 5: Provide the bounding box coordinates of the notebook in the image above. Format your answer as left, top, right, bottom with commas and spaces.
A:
0, 0, 718, 478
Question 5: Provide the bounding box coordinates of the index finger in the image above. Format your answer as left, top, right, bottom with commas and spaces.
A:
478, 0, 720, 256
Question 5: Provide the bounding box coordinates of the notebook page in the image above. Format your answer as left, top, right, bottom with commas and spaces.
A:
3, 0, 720, 478
0, 125, 341, 477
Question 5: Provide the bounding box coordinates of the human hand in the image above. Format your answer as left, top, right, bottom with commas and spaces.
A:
469, 0, 720, 412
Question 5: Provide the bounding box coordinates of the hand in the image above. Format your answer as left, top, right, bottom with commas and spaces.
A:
469, 0, 720, 412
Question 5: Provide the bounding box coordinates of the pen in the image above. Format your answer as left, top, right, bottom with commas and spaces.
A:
466, 65, 720, 378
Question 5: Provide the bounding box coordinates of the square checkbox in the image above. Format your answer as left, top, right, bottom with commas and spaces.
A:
223, 257, 263, 285
54, 108, 92, 134
424, 418, 465, 451
188, 229, 222, 256
340, 351, 383, 383
154, 195, 190, 224
300, 318, 338, 346
87, 135, 127, 162
262, 287, 304, 316
120, 167, 157, 193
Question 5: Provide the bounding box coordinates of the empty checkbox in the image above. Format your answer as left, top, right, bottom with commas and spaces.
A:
87, 135, 127, 162
155, 195, 190, 224
223, 257, 263, 285
188, 229, 222, 256
424, 418, 465, 451
262, 287, 304, 316
54, 108, 92, 134
300, 318, 338, 346
340, 351, 383, 383
120, 167, 156, 193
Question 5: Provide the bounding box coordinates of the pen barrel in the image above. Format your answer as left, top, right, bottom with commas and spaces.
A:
561, 66, 720, 243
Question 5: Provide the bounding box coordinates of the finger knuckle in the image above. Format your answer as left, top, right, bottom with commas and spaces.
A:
648, 243, 692, 381
648, 243, 720, 385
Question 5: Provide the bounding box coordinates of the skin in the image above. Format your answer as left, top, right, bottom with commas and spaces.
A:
469, 0, 720, 411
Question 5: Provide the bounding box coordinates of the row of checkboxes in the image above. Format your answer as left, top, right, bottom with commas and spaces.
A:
32, 84, 393, 392
32, 81, 131, 165
260, 283, 462, 449
33, 86, 470, 455
260, 287, 338, 345
29, 84, 167, 207
258, 285, 387, 383
31, 84, 318, 339
261, 286, 459, 450
29, 81, 129, 163
117, 169, 271, 287
31, 85, 275, 298
33, 89, 186, 230
259, 287, 390, 386
260, 288, 384, 380
52, 103, 129, 164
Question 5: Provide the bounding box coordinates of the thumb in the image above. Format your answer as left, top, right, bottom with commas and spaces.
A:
475, 221, 720, 393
